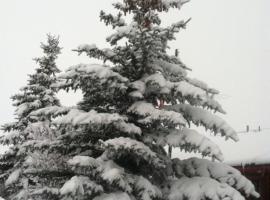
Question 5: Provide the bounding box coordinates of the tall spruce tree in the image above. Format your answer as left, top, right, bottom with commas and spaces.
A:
0, 35, 62, 198
1, 1, 260, 200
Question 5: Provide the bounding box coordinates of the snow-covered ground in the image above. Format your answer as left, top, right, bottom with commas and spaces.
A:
173, 129, 270, 166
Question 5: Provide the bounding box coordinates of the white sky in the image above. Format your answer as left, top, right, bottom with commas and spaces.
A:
0, 0, 269, 134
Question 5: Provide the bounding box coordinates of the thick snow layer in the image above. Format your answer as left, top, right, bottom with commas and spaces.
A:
165, 104, 238, 141
168, 177, 245, 200
103, 137, 156, 158
93, 192, 131, 200
55, 109, 123, 125
77, 44, 117, 59
128, 101, 186, 125
16, 100, 42, 115
68, 156, 99, 167
153, 59, 187, 78
60, 176, 103, 196
129, 91, 144, 99
130, 80, 146, 94
107, 22, 138, 44
60, 63, 128, 84
135, 176, 162, 200
67, 155, 132, 192
114, 121, 142, 135
102, 137, 163, 167
186, 77, 219, 94
129, 80, 146, 99
145, 73, 167, 88
31, 106, 70, 117
175, 81, 205, 97
5, 169, 21, 186
55, 109, 141, 135
156, 128, 223, 161
98, 160, 132, 192
142, 73, 224, 113
173, 81, 225, 113
15, 103, 29, 116
173, 158, 259, 198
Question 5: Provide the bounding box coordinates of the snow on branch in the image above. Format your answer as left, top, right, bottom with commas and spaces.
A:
67, 156, 101, 179
99, 159, 133, 192
173, 81, 225, 113
67, 156, 132, 194
12, 190, 28, 200
60, 176, 103, 198
152, 59, 187, 80
101, 137, 164, 168
156, 128, 223, 161
93, 192, 131, 200
106, 22, 138, 45
58, 64, 128, 90
15, 100, 41, 117
1, 122, 17, 132
0, 131, 21, 145
100, 11, 126, 29
129, 80, 146, 99
1, 121, 55, 151
156, 19, 191, 42
62, 63, 128, 82
165, 104, 239, 141
116, 0, 189, 12
143, 73, 225, 113
75, 45, 127, 65
5, 169, 21, 186
161, 0, 190, 10
172, 158, 260, 198
30, 106, 71, 118
54, 109, 141, 135
30, 187, 60, 198
68, 156, 99, 168
134, 176, 162, 200
167, 177, 245, 200
0, 148, 16, 172
186, 77, 219, 95
67, 156, 162, 195
20, 140, 61, 156
128, 101, 186, 126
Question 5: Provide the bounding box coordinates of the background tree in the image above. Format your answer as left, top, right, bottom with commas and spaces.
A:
0, 35, 62, 198
1, 0, 260, 200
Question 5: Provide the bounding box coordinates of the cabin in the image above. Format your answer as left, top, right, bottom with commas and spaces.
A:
235, 164, 270, 200
172, 126, 270, 200
227, 127, 270, 200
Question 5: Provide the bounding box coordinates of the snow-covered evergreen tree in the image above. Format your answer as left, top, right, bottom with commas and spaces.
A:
0, 35, 62, 198
1, 1, 259, 200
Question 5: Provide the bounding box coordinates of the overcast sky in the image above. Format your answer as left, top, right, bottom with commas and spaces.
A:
0, 0, 269, 135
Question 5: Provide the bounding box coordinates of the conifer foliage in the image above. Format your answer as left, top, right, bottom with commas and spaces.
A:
1, 1, 259, 200
0, 35, 61, 198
